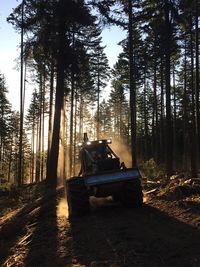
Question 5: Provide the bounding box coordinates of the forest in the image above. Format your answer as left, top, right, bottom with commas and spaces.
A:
0, 0, 200, 185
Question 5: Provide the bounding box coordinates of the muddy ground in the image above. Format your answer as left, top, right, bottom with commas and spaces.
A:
0, 180, 200, 267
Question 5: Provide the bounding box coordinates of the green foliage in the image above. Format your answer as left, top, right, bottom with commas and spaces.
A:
0, 182, 18, 194
140, 158, 164, 180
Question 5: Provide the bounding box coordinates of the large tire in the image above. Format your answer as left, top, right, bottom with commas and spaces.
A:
113, 180, 143, 208
66, 177, 90, 218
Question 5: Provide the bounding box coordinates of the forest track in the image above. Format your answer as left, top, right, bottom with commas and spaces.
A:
0, 184, 200, 267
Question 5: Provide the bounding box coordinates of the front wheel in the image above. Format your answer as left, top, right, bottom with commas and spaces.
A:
66, 177, 90, 218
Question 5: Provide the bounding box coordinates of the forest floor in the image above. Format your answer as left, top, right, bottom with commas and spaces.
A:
0, 177, 200, 267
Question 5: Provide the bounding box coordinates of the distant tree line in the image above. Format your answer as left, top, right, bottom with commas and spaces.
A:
0, 0, 199, 186
0, 72, 31, 184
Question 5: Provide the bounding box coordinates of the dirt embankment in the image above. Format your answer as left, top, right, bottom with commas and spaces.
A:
0, 180, 200, 267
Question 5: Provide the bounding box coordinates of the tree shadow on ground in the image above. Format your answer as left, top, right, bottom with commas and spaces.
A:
0, 180, 63, 267
23, 180, 60, 267
69, 201, 200, 267
0, 181, 52, 265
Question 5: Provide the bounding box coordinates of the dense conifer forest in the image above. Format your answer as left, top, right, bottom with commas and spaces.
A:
0, 0, 200, 184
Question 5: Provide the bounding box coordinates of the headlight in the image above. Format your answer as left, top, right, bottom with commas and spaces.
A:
99, 140, 103, 144
107, 139, 112, 144
86, 141, 91, 145
78, 143, 82, 147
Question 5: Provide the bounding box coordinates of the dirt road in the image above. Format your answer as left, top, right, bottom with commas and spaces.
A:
1, 187, 200, 267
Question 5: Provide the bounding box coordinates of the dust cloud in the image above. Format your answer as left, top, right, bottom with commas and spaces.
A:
110, 138, 132, 167
56, 197, 68, 218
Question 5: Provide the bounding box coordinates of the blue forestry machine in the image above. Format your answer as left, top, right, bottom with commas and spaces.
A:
65, 133, 143, 217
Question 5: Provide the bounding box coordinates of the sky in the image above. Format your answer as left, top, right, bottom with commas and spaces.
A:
0, 0, 126, 111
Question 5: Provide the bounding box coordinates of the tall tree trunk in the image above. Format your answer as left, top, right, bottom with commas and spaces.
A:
183, 41, 188, 170
35, 121, 40, 182
152, 61, 158, 161
7, 146, 12, 183
31, 124, 35, 183
97, 68, 100, 139
195, 0, 200, 167
18, 0, 25, 186
41, 69, 45, 181
62, 97, 66, 180
119, 98, 122, 139
36, 74, 43, 182
160, 56, 165, 164
73, 92, 77, 176
190, 23, 197, 177
164, 0, 173, 176
46, 59, 54, 178
143, 71, 148, 160
46, 11, 66, 182
79, 96, 83, 142
58, 95, 66, 181
172, 65, 177, 168
128, 0, 137, 167
151, 97, 155, 159
69, 31, 75, 177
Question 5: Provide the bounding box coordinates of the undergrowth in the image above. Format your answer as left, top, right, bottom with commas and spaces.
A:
140, 158, 164, 180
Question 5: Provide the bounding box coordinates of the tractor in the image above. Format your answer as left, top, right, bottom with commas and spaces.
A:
65, 134, 143, 217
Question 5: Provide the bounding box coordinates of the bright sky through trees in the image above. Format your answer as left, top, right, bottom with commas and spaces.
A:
0, 0, 125, 111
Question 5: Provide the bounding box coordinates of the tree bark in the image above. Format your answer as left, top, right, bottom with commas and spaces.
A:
69, 31, 75, 177
164, 0, 173, 176
128, 0, 137, 167
190, 23, 197, 177
183, 40, 188, 170
195, 0, 200, 167
160, 56, 165, 164
18, 0, 25, 186
46, 59, 54, 179
46, 13, 66, 182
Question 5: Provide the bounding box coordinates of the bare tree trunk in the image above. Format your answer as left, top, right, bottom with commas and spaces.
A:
46, 11, 66, 182
18, 0, 25, 186
73, 92, 78, 176
152, 62, 158, 161
190, 23, 197, 177
172, 65, 177, 168
62, 97, 66, 181
36, 74, 43, 182
160, 57, 165, 164
69, 31, 75, 177
31, 125, 35, 183
128, 0, 137, 167
183, 40, 188, 171
46, 59, 54, 179
41, 69, 46, 180
97, 69, 100, 139
151, 98, 155, 159
79, 97, 83, 142
7, 146, 12, 183
164, 0, 173, 176
35, 121, 39, 182
143, 71, 148, 160
195, 0, 200, 167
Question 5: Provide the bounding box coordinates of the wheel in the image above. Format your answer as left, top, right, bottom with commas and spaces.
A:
113, 180, 143, 208
66, 177, 90, 218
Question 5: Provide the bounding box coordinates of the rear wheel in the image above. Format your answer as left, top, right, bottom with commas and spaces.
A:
66, 177, 90, 218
